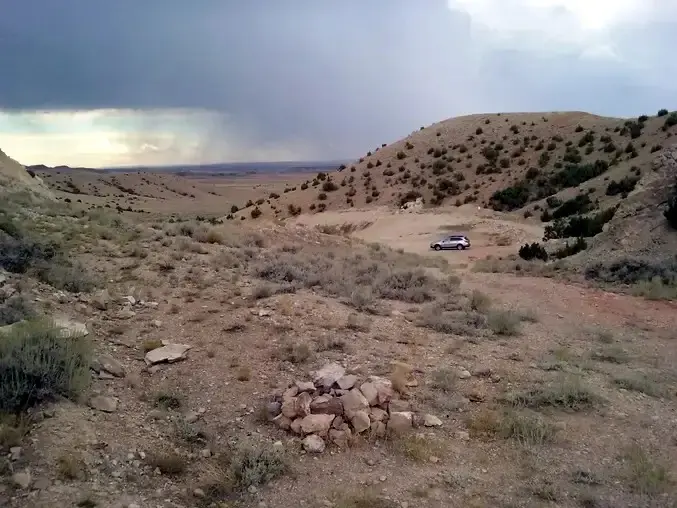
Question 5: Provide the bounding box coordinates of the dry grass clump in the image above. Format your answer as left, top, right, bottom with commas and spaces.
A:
622, 443, 673, 497
417, 302, 487, 336
146, 451, 187, 475
430, 367, 456, 393
505, 376, 601, 411
275, 342, 312, 364
487, 309, 523, 336
465, 409, 557, 445
392, 434, 442, 463
612, 372, 667, 398
57, 451, 87, 480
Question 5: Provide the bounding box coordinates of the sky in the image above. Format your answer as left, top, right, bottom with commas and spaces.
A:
0, 0, 676, 168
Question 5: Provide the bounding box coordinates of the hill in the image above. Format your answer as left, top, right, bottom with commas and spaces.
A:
0, 148, 51, 196
242, 110, 677, 220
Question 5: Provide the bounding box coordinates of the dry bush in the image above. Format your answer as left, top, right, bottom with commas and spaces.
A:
236, 365, 252, 381
146, 451, 187, 475
0, 320, 91, 412
57, 451, 87, 480
487, 310, 522, 336
345, 312, 371, 332
417, 303, 487, 336
430, 368, 456, 393
275, 342, 312, 364
498, 410, 557, 445
613, 373, 667, 398
469, 289, 492, 313
622, 443, 672, 497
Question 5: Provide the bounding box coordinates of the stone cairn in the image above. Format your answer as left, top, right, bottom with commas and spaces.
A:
265, 362, 442, 453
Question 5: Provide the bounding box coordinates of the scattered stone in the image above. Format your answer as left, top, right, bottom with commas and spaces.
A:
123, 295, 136, 305
458, 370, 471, 380
472, 366, 493, 378
283, 386, 299, 400
200, 449, 212, 458
257, 309, 272, 317
295, 380, 315, 393
116, 308, 136, 320
9, 447, 21, 460
302, 435, 326, 453
152, 320, 163, 328
290, 418, 303, 435
33, 477, 50, 490
98, 355, 126, 378
184, 411, 200, 424
313, 362, 346, 390
429, 456, 440, 464
336, 374, 357, 390
194, 488, 206, 498
266, 401, 282, 421
88, 395, 118, 413
351, 411, 371, 433
299, 414, 334, 436
456, 431, 470, 441
423, 414, 443, 427
340, 389, 369, 418
359, 382, 379, 406
310, 395, 343, 415
92, 289, 111, 310
367, 376, 394, 405
331, 416, 344, 429
12, 471, 31, 489
144, 344, 191, 366
387, 412, 413, 434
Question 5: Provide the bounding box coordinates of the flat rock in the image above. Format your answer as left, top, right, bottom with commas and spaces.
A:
299, 414, 335, 436
387, 411, 413, 434
336, 374, 358, 390
92, 289, 111, 310
302, 434, 326, 453
283, 386, 299, 399
340, 388, 369, 419
423, 414, 443, 427
52, 317, 89, 338
313, 362, 346, 390
144, 344, 191, 366
366, 376, 394, 405
351, 411, 371, 433
359, 382, 379, 406
98, 355, 126, 378
88, 395, 118, 413
310, 395, 344, 416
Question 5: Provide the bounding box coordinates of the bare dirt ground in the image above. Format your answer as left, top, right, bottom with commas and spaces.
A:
2, 179, 677, 508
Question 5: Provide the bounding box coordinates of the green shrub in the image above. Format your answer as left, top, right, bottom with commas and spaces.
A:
490, 183, 531, 211
664, 112, 677, 129
553, 237, 587, 259
519, 242, 548, 261
551, 194, 594, 219
0, 320, 91, 412
606, 176, 639, 197
0, 295, 35, 326
666, 192, 677, 230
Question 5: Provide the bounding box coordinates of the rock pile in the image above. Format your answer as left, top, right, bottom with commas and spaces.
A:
266, 362, 442, 453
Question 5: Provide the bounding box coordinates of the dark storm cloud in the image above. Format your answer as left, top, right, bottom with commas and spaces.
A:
1, 0, 676, 160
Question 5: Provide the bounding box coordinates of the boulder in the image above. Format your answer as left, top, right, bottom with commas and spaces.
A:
366, 376, 394, 405
290, 418, 303, 435
302, 435, 326, 453
295, 392, 312, 418
12, 471, 31, 489
359, 382, 379, 406
369, 407, 388, 422
351, 411, 371, 433
52, 317, 89, 338
370, 421, 387, 438
91, 289, 111, 310
331, 416, 345, 429
283, 386, 299, 400
313, 362, 346, 390
266, 401, 282, 421
387, 411, 413, 434
336, 374, 358, 390
299, 414, 335, 436
281, 398, 297, 419
310, 395, 344, 416
144, 344, 191, 366
272, 414, 292, 430
340, 388, 369, 419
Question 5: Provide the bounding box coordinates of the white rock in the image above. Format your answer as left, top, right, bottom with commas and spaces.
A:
458, 370, 471, 380
313, 362, 346, 390
302, 434, 326, 453
423, 414, 443, 427
52, 317, 89, 338
336, 374, 358, 390
12, 471, 31, 489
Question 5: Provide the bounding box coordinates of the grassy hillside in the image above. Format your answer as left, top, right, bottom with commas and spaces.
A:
240, 110, 677, 220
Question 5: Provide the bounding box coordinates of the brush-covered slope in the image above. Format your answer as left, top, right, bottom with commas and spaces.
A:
238, 109, 677, 220
0, 148, 51, 197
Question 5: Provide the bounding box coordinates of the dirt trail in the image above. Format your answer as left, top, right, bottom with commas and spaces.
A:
292, 206, 677, 333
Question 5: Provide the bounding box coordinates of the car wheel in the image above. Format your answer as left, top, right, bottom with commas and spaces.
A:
434, 245, 442, 251
459, 245, 466, 250
456, 245, 464, 250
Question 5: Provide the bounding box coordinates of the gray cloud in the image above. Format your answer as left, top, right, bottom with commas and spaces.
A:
1, 0, 676, 161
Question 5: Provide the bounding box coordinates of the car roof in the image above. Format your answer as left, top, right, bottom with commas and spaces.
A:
447, 234, 467, 238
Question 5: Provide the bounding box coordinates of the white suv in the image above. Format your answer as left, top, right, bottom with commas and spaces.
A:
430, 235, 471, 251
